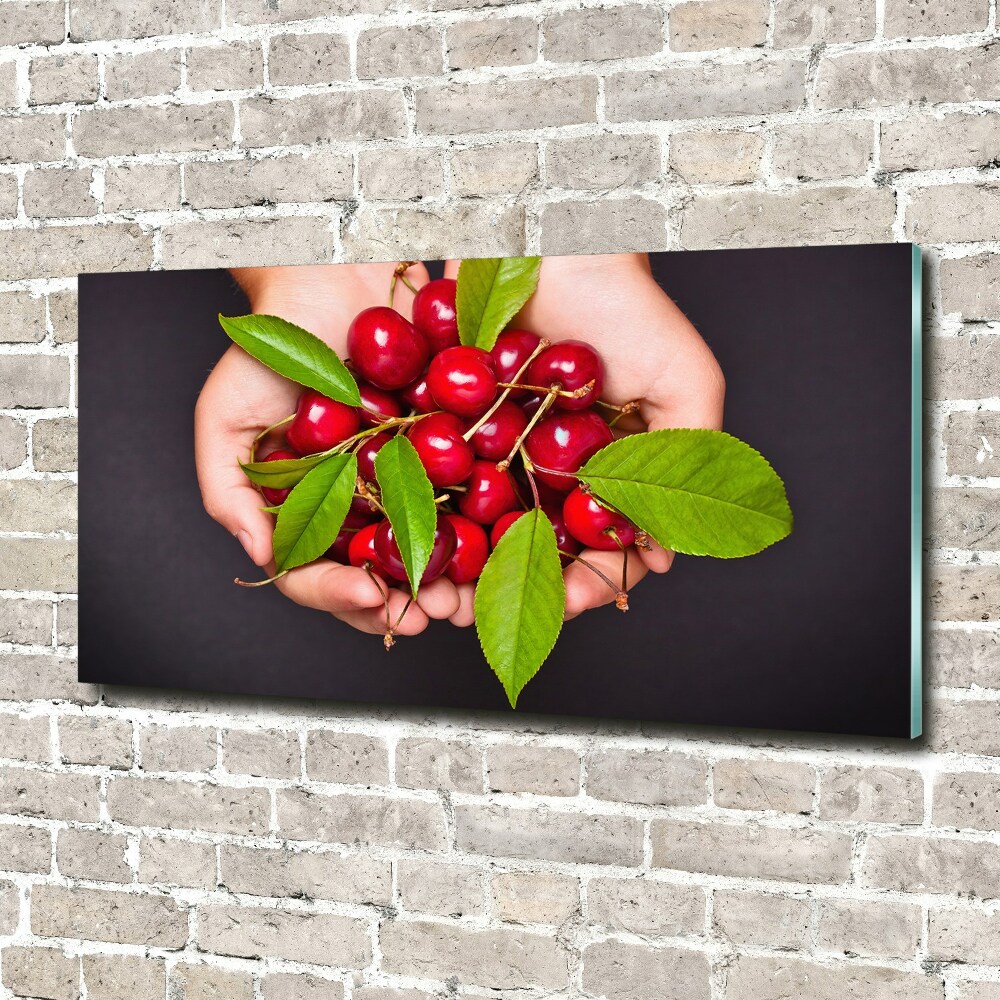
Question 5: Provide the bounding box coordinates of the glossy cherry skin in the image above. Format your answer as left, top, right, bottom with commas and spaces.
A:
521, 393, 545, 420
325, 508, 376, 562
400, 375, 436, 414
524, 410, 614, 492
348, 521, 381, 568
543, 504, 580, 563
412, 278, 459, 354
260, 448, 297, 507
374, 515, 456, 584
356, 431, 393, 483
458, 461, 520, 524
490, 329, 541, 399
469, 400, 528, 462
490, 510, 524, 548
443, 513, 490, 584
527, 339, 604, 411
407, 413, 475, 488
357, 382, 403, 428
348, 306, 429, 391
286, 390, 361, 455
427, 346, 498, 418
563, 487, 636, 550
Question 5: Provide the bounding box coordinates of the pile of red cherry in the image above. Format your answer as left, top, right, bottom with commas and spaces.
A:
255, 277, 636, 591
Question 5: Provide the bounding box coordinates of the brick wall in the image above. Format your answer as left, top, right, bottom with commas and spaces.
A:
1, 0, 998, 996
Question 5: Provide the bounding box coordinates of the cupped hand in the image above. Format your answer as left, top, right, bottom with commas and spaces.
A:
194, 263, 463, 637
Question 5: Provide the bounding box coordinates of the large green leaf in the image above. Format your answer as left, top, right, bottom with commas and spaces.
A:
219, 313, 361, 406
579, 429, 793, 558
456, 257, 541, 350
475, 509, 565, 709
374, 435, 437, 596
272, 453, 357, 572
241, 451, 332, 489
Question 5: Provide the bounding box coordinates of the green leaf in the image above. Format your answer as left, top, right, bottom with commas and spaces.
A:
456, 256, 541, 350
241, 451, 332, 489
578, 429, 793, 558
272, 453, 357, 573
219, 313, 361, 406
475, 509, 565, 709
374, 435, 437, 596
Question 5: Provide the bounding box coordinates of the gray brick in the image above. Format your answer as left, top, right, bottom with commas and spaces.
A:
240, 91, 407, 146
450, 144, 535, 198
944, 410, 1000, 478
774, 0, 875, 45
141, 724, 216, 773
0, 172, 17, 217
491, 871, 578, 925
863, 833, 1000, 898
47, 290, 76, 344
104, 49, 181, 100
220, 843, 391, 905
69, 0, 222, 40
0, 598, 51, 646
487, 744, 580, 795
586, 749, 707, 806
357, 25, 443, 79
929, 333, 1000, 400
29, 54, 98, 106
0, 292, 45, 344
932, 698, 1000, 756
0, 712, 51, 760
447, 17, 537, 69
170, 964, 254, 1000
358, 147, 445, 201
416, 76, 597, 134
104, 163, 181, 213
588, 877, 705, 937
541, 197, 667, 254
0, 880, 19, 935
772, 121, 873, 181
885, 0, 989, 38
817, 897, 922, 960
0, 225, 154, 280
883, 113, 1000, 172
652, 820, 852, 883
0, 2, 64, 46
138, 836, 217, 890
545, 6, 663, 62
930, 628, 1000, 688
929, 488, 1000, 550
547, 133, 660, 189
354, 989, 434, 1000
55, 599, 77, 645
223, 727, 299, 779
455, 803, 643, 865
930, 566, 1000, 621
714, 758, 815, 813
941, 254, 1000, 321
198, 904, 370, 967
606, 60, 806, 122
229, 0, 389, 24
268, 32, 350, 86
398, 858, 484, 917
381, 920, 568, 990
33, 418, 77, 473
74, 103, 234, 157
0, 478, 76, 535
726, 955, 942, 1000
582, 939, 711, 1000
817, 45, 1000, 110
2, 946, 80, 1000
0, 417, 28, 471
670, 0, 767, 51
0, 61, 17, 110
56, 829, 131, 883
929, 905, 1000, 964
107, 777, 271, 836
819, 765, 923, 823
0, 539, 76, 593
956, 986, 1000, 1000
0, 654, 91, 703
714, 889, 811, 949
1, 114, 66, 164
83, 954, 166, 1000
161, 216, 331, 270
262, 973, 344, 1000
908, 184, 1000, 244
0, 769, 97, 822
305, 731, 388, 785
0, 824, 52, 873
60, 716, 132, 768
934, 771, 1000, 831
186, 41, 263, 91
395, 737, 483, 792
31, 885, 188, 947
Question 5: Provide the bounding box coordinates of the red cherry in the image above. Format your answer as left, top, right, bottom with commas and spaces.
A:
469, 400, 528, 461
348, 306, 429, 390
490, 329, 541, 399
326, 530, 352, 563
524, 410, 613, 492
374, 516, 456, 583
407, 413, 475, 488
356, 431, 392, 483
427, 346, 498, 418
458, 460, 520, 524
527, 340, 604, 411
563, 487, 636, 550
521, 394, 545, 420
287, 390, 360, 456
259, 448, 297, 507
443, 513, 490, 584
348, 522, 380, 567
357, 382, 403, 428
412, 278, 459, 354
490, 510, 525, 548
542, 504, 580, 563
400, 375, 436, 414
325, 508, 377, 563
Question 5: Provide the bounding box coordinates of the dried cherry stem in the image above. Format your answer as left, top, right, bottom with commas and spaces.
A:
365, 564, 395, 649
462, 338, 550, 442
355, 479, 385, 514
607, 528, 631, 611
389, 261, 420, 304
596, 398, 641, 428
235, 569, 289, 588
249, 414, 295, 462
498, 379, 595, 400
384, 595, 414, 649
634, 530, 652, 552
496, 390, 559, 471
559, 551, 629, 612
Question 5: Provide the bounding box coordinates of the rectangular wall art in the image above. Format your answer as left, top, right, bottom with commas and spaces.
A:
79, 244, 922, 737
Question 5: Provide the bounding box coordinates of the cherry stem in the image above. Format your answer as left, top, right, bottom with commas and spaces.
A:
558, 551, 628, 611
390, 596, 413, 637
520, 447, 541, 507
498, 379, 594, 400
365, 564, 395, 648
596, 398, 641, 416
635, 530, 652, 552
355, 479, 385, 514
388, 261, 419, 306
607, 528, 631, 612
234, 569, 289, 588
497, 390, 558, 472
462, 338, 550, 443
250, 414, 295, 463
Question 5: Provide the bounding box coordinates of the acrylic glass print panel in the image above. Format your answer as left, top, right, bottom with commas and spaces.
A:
78, 244, 922, 738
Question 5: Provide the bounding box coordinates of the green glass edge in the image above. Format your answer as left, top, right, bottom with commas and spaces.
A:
911, 243, 923, 739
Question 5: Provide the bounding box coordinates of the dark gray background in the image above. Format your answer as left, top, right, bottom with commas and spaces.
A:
79, 245, 917, 737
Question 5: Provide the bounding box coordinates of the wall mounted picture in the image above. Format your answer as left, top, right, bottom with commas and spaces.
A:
79, 244, 922, 738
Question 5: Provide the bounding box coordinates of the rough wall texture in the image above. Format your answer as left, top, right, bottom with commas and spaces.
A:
0, 0, 999, 997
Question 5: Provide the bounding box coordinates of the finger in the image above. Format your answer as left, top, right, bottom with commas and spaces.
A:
387, 588, 430, 636
638, 537, 675, 574
563, 548, 649, 620
645, 317, 725, 432
334, 589, 430, 637
449, 583, 477, 627
274, 560, 388, 614
442, 260, 459, 280
416, 577, 462, 620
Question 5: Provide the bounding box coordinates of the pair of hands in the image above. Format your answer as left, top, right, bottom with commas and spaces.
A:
194, 255, 725, 638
